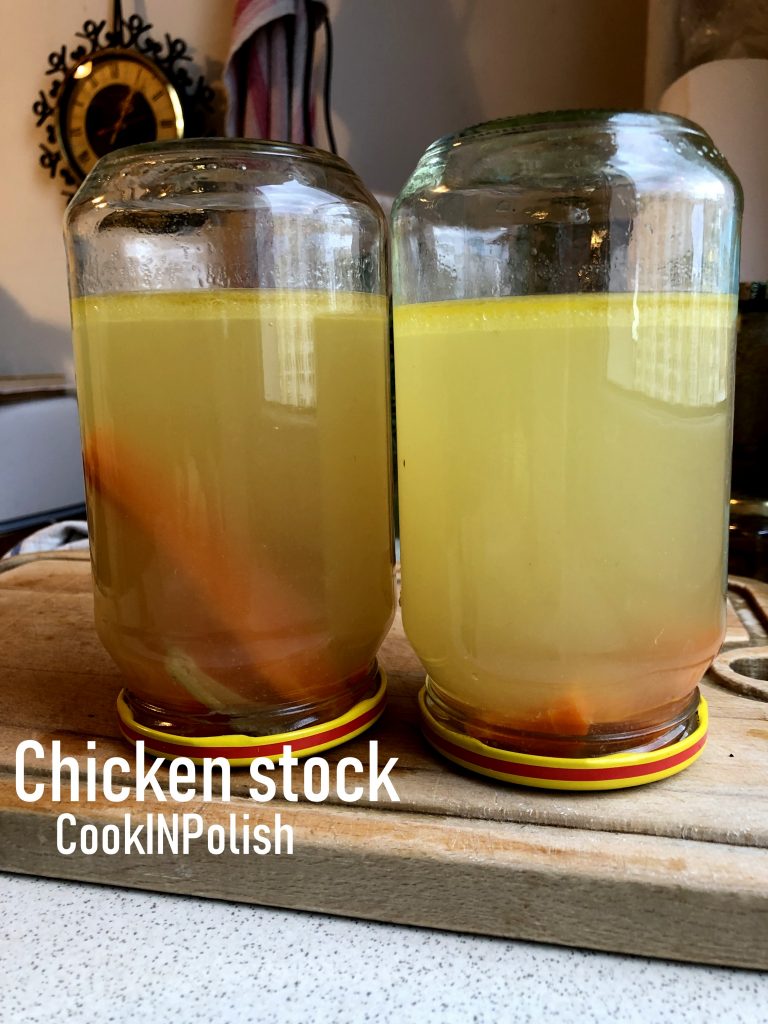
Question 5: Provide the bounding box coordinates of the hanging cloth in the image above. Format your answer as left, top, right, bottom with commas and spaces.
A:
223, 0, 336, 150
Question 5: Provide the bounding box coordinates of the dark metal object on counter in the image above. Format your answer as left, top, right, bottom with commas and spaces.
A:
729, 283, 768, 581
729, 498, 768, 582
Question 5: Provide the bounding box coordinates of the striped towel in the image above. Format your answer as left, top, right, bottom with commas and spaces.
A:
223, 0, 332, 146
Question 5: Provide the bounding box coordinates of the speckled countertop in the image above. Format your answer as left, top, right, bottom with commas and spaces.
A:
2, 872, 766, 1024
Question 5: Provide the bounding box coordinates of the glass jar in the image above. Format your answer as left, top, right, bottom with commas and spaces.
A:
65, 139, 394, 760
392, 112, 741, 783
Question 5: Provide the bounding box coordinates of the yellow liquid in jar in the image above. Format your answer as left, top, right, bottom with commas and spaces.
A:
72, 289, 395, 731
394, 292, 735, 749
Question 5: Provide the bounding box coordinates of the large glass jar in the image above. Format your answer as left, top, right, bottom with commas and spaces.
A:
392, 112, 741, 782
65, 140, 394, 760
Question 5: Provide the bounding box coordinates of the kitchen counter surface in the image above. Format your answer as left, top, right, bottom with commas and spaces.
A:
2, 871, 766, 1024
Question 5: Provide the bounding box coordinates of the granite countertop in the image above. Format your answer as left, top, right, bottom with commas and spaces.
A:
2, 872, 766, 1024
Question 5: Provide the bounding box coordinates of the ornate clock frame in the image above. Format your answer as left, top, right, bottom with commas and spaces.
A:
33, 1, 214, 196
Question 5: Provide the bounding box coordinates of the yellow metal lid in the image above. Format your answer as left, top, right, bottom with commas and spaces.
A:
117, 671, 387, 766
419, 687, 708, 791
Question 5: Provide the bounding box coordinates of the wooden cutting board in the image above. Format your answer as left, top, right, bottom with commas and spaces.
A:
0, 553, 766, 968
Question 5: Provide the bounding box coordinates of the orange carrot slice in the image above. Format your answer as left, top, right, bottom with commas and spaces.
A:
82, 428, 345, 708
544, 696, 591, 736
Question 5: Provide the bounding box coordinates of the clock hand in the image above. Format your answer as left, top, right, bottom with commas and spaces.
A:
109, 89, 136, 146
95, 109, 151, 139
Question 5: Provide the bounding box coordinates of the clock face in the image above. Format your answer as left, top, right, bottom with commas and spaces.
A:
56, 50, 184, 179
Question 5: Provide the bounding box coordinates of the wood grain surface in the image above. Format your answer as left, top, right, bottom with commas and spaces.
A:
1, 554, 767, 968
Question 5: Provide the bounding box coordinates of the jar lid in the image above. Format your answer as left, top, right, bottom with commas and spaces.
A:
117, 671, 387, 765
419, 688, 708, 791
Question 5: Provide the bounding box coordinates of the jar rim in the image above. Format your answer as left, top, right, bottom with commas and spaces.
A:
427, 109, 710, 153
88, 137, 353, 174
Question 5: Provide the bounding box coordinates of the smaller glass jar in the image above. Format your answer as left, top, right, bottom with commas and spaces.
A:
65, 140, 395, 760
392, 112, 742, 787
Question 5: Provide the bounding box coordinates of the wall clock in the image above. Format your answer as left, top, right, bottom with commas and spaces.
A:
33, 0, 214, 196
